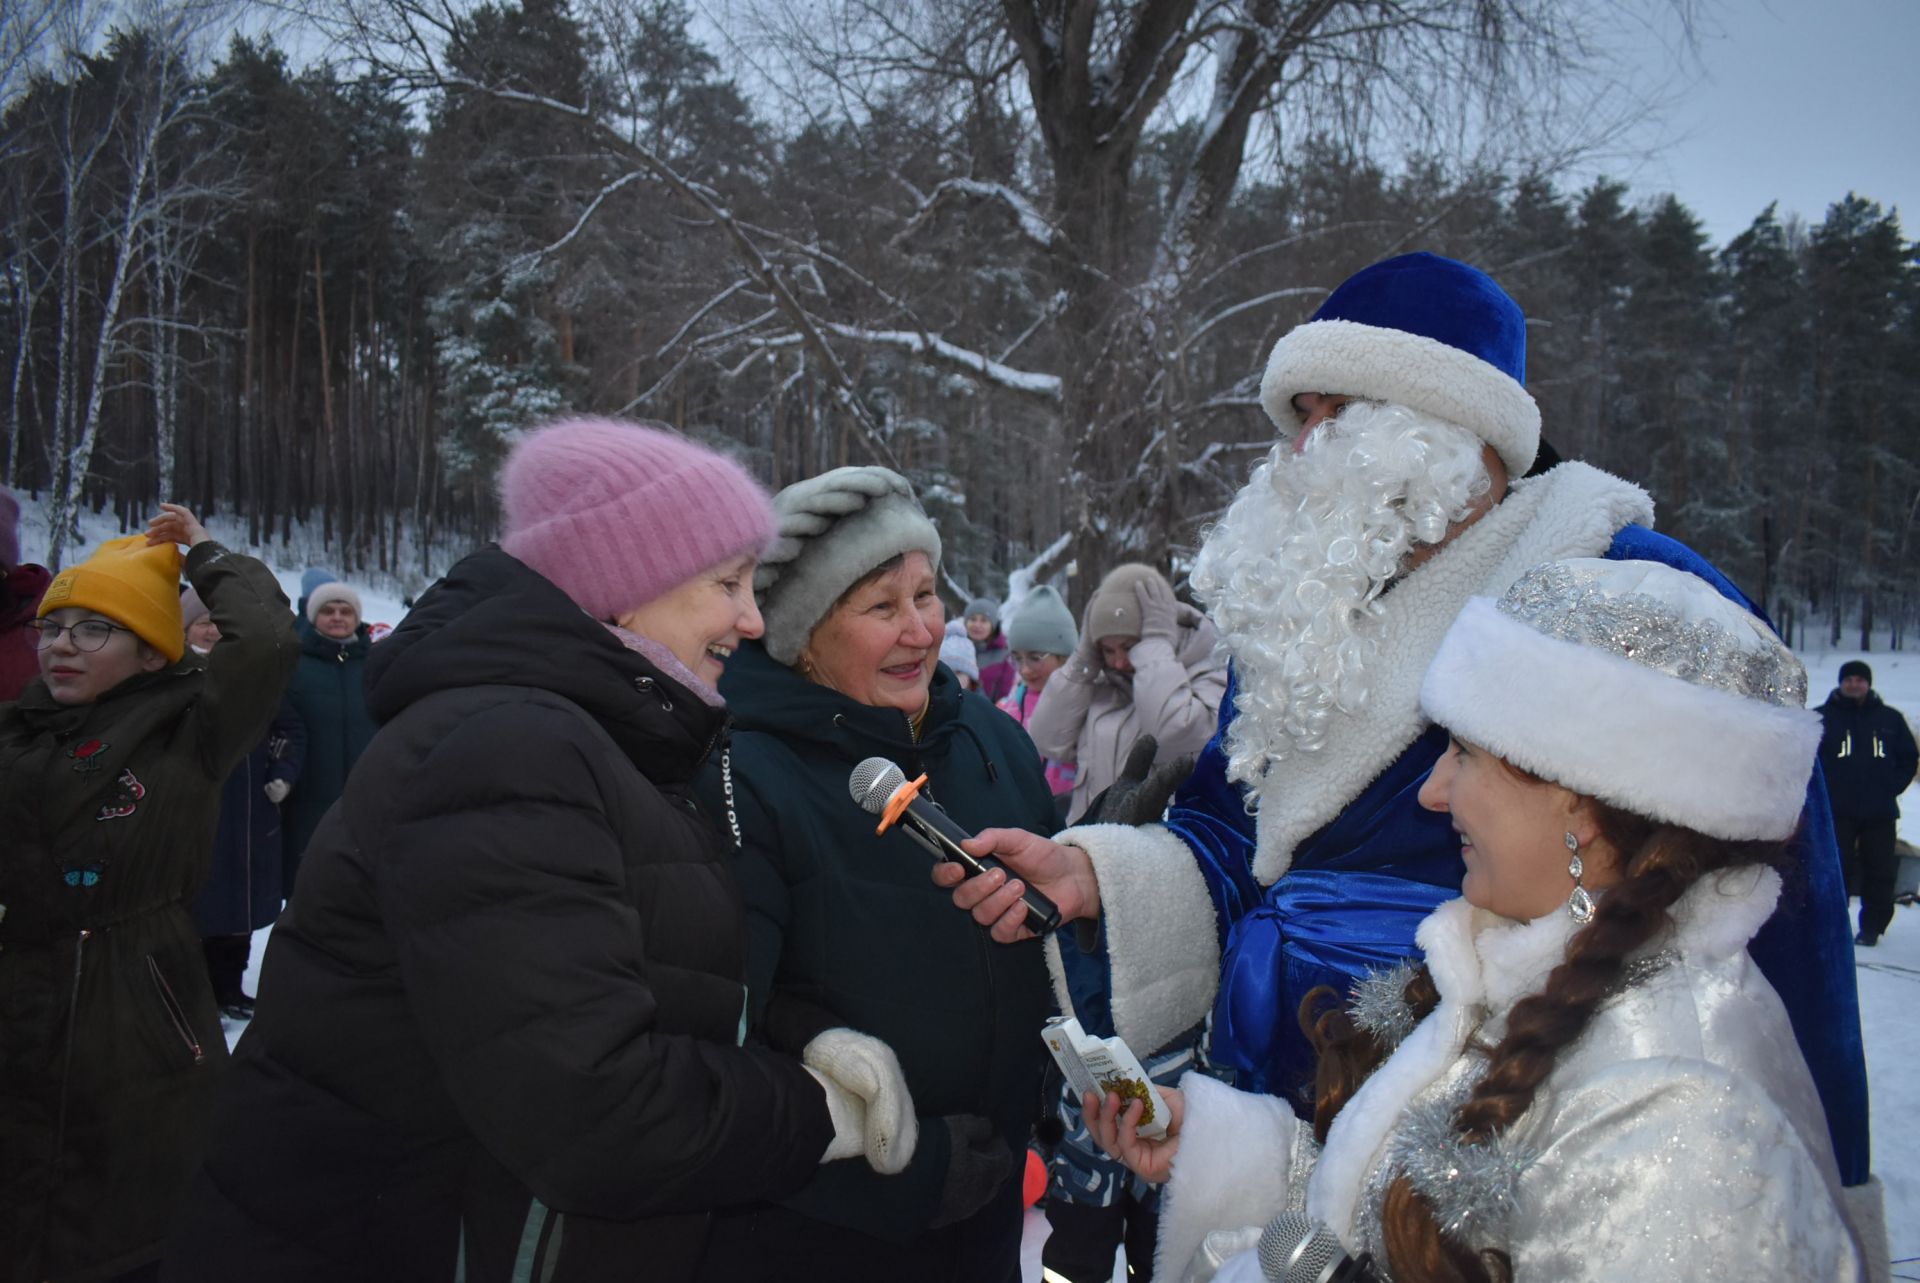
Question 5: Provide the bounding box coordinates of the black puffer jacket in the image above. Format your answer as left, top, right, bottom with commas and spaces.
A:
164, 548, 832, 1283
1818, 688, 1919, 820
698, 640, 1055, 1269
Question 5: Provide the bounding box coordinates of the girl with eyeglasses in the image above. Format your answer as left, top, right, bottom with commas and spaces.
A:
0, 504, 298, 1283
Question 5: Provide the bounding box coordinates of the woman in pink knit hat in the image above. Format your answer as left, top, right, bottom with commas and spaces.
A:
168, 419, 919, 1283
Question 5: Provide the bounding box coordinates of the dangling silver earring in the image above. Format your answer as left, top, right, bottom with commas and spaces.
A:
1565, 831, 1594, 923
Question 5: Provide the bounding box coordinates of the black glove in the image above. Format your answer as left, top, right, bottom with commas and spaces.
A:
759, 990, 844, 1055
1078, 734, 1197, 828
929, 1114, 1014, 1228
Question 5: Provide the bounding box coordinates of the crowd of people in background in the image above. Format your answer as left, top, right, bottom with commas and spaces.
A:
0, 247, 1907, 1283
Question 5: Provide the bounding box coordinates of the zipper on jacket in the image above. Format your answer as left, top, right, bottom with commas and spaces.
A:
147, 955, 207, 1063
46, 928, 91, 1241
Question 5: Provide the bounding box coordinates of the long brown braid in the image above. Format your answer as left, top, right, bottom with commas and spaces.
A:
1304, 787, 1788, 1283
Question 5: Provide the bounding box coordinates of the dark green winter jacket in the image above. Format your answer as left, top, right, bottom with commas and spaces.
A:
279, 623, 376, 880
702, 640, 1056, 1256
0, 542, 297, 1283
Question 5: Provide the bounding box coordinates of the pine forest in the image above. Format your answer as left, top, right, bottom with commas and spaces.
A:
3, 0, 1916, 648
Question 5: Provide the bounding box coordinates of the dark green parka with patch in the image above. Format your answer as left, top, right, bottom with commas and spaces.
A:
0, 542, 297, 1283
697, 641, 1056, 1277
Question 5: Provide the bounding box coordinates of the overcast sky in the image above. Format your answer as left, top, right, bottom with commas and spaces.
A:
1604, 0, 1919, 246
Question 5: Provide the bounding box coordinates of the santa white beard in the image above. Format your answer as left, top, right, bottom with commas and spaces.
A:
1190, 400, 1493, 799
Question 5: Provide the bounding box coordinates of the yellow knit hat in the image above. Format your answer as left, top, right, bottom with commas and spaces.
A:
38, 535, 185, 662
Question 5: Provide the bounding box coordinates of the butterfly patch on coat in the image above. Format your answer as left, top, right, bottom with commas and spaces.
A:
61, 862, 108, 888
95, 769, 146, 821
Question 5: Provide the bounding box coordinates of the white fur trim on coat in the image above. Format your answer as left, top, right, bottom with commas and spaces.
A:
1260, 319, 1541, 477
1248, 462, 1654, 884
1308, 868, 1790, 1246
1046, 822, 1222, 1057
1420, 599, 1819, 840
1305, 897, 1484, 1241
1156, 1071, 1303, 1283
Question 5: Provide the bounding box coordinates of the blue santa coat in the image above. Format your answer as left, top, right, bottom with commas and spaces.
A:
1060, 524, 1872, 1186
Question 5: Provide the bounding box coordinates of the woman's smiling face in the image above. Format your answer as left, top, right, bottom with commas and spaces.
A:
617, 553, 764, 685
1418, 736, 1614, 922
801, 551, 943, 714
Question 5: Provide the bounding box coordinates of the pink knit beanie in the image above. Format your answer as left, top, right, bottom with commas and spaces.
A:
499, 417, 776, 619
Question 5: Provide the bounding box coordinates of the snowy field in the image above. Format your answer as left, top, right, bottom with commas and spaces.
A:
14, 505, 1916, 1279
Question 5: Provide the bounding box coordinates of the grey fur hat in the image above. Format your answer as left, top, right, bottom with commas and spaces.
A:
963, 596, 999, 622
755, 466, 942, 665
1006, 585, 1077, 656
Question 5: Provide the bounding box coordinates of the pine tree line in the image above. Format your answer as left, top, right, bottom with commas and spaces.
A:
1, 1, 1915, 648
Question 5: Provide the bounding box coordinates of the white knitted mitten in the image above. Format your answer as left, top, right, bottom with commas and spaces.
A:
802, 1028, 918, 1175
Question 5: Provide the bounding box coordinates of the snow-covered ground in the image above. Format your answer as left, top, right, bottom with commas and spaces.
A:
17, 503, 1914, 1279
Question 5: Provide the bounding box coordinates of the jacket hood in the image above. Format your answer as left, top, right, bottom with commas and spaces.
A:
720, 638, 970, 761
366, 547, 723, 778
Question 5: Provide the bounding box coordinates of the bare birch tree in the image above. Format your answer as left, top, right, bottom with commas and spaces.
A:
12, 0, 244, 567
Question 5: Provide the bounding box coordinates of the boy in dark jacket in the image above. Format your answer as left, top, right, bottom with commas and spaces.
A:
1819, 659, 1919, 946
0, 504, 298, 1283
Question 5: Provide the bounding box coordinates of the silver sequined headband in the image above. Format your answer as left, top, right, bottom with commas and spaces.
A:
1496, 562, 1805, 707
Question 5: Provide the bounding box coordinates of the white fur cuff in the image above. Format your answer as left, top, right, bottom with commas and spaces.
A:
1156, 1071, 1303, 1283
1058, 822, 1222, 1056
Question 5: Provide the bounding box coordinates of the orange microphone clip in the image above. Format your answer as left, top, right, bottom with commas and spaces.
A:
874, 773, 930, 836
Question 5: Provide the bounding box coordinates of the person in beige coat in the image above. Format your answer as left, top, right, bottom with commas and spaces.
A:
1029, 564, 1226, 824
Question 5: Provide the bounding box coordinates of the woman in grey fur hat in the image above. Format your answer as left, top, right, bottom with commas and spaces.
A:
698, 466, 1057, 1283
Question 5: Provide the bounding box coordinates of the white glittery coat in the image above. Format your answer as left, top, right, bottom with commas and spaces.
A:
1158, 867, 1864, 1282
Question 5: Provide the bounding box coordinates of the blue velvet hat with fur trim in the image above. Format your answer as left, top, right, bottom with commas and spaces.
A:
1260, 252, 1541, 475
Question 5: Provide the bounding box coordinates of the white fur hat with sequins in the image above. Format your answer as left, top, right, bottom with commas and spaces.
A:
1419, 558, 1819, 841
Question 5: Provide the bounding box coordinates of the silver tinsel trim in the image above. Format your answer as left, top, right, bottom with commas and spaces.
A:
1348, 959, 1423, 1049
1496, 562, 1806, 706
1390, 1087, 1533, 1243
1614, 948, 1679, 994
1382, 946, 1679, 1248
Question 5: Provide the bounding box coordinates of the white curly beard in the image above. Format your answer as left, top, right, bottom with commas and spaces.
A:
1190, 401, 1493, 800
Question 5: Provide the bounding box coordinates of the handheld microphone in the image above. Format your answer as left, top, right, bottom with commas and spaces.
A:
1255, 1211, 1379, 1283
848, 757, 1061, 935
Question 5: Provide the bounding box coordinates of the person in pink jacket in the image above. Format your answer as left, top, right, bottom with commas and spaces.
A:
996, 586, 1078, 814
1027, 564, 1226, 823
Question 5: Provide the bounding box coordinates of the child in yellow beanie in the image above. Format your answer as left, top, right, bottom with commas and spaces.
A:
0, 503, 299, 1283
